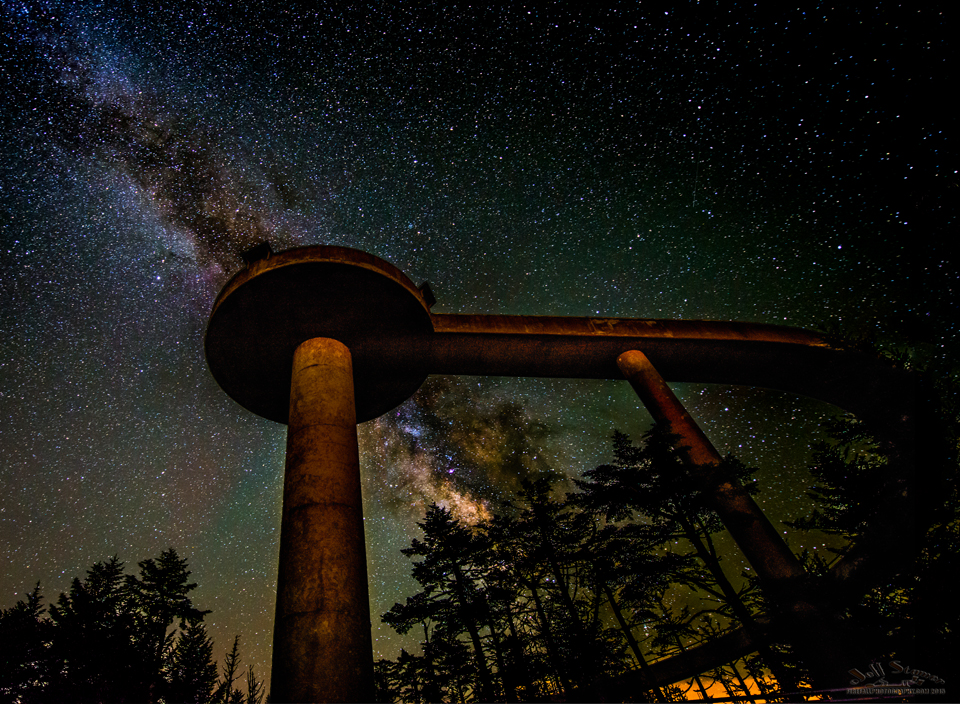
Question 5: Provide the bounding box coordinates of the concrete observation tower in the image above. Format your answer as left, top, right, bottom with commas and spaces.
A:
205, 245, 914, 702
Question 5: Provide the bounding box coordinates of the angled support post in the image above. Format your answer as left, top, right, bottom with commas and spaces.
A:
616, 349, 857, 690
616, 349, 806, 583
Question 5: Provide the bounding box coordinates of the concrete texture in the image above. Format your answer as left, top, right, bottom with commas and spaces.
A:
271, 338, 374, 703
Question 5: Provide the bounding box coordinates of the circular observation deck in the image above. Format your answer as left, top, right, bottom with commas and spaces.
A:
205, 246, 434, 424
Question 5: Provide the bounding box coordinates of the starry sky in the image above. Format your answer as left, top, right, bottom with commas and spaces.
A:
0, 0, 953, 687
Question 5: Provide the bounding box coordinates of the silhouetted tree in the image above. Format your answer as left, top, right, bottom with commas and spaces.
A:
127, 549, 210, 701
45, 556, 146, 701
379, 381, 954, 702
574, 426, 797, 691
243, 667, 265, 704
584, 522, 689, 702
508, 476, 627, 697
384, 504, 497, 701
790, 415, 888, 541
790, 407, 959, 688
0, 584, 53, 704
489, 511, 573, 698
0, 550, 257, 704
425, 634, 476, 703
212, 636, 242, 704
167, 624, 218, 704
372, 658, 399, 703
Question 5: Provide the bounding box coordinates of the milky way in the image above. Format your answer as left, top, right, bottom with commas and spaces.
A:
0, 1, 953, 687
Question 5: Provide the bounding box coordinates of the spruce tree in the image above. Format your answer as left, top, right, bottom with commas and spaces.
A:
0, 550, 250, 704
383, 504, 497, 701
0, 584, 53, 703
166, 623, 218, 703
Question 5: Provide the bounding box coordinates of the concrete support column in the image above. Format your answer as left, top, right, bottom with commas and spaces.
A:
616, 349, 805, 583
617, 349, 856, 689
271, 337, 374, 703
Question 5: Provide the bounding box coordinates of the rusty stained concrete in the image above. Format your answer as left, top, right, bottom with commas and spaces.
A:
271, 337, 374, 704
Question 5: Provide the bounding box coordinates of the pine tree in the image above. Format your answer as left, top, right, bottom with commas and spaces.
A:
127, 548, 209, 700
0, 584, 53, 703
510, 476, 630, 697
575, 426, 798, 690
485, 511, 571, 699
0, 550, 254, 704
213, 635, 243, 704
46, 556, 145, 702
166, 623, 218, 703
383, 504, 497, 701
244, 666, 266, 704
585, 522, 690, 702
790, 408, 960, 686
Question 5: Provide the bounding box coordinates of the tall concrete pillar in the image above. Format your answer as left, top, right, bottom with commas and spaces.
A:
271, 337, 374, 703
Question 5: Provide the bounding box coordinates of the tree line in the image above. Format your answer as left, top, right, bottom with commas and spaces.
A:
375, 398, 958, 702
4, 340, 953, 702
0, 549, 264, 704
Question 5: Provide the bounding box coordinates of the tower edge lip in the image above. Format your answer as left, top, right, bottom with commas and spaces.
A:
203, 245, 434, 424
209, 245, 432, 320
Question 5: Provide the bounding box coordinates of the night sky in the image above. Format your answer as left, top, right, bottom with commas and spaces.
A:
0, 1, 953, 688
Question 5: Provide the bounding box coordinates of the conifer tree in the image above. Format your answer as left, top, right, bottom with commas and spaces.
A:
0, 550, 252, 704
0, 584, 53, 703
127, 548, 210, 699
46, 556, 145, 701
167, 623, 218, 703
509, 476, 611, 697
244, 667, 265, 704
213, 635, 243, 704
575, 426, 797, 690
384, 504, 497, 701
